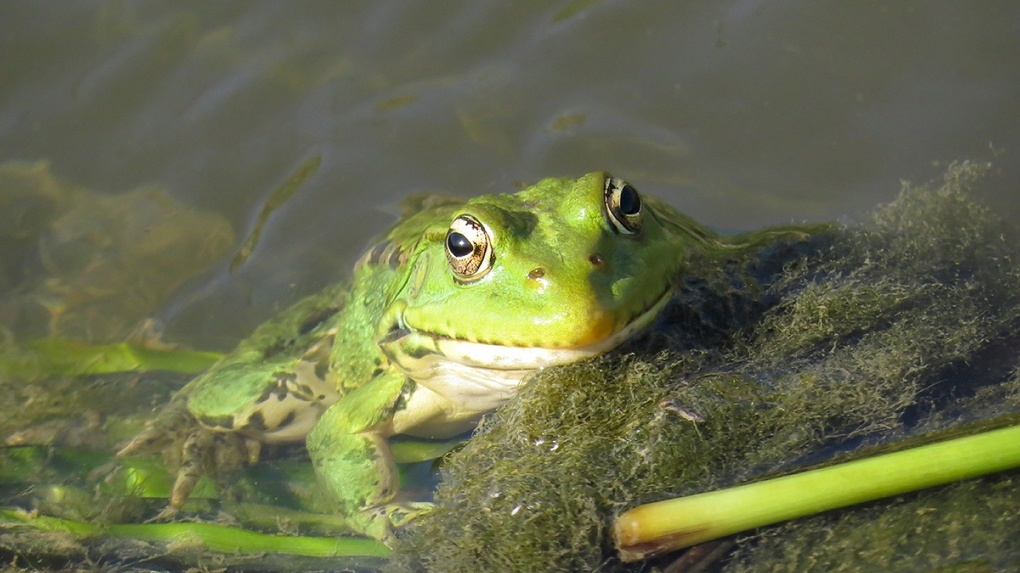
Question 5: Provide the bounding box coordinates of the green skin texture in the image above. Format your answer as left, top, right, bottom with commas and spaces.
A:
159, 172, 758, 541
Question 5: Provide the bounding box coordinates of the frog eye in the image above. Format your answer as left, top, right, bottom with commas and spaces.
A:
446, 215, 494, 281
604, 176, 642, 235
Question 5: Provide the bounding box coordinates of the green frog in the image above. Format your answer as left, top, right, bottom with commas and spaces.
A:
118, 172, 813, 542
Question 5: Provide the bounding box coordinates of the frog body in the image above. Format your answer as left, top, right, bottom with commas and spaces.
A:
119, 172, 812, 541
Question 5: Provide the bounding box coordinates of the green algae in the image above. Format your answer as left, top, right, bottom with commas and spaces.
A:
390, 162, 1020, 572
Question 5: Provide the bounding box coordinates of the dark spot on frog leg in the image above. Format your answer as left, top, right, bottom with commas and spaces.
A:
256, 384, 277, 404
245, 411, 267, 432
278, 411, 296, 428
314, 361, 329, 380
294, 383, 316, 400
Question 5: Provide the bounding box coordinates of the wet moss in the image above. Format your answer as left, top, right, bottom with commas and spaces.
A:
728, 473, 1020, 573
390, 162, 1020, 572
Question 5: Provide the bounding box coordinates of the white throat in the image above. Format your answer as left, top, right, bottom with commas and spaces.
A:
389, 291, 671, 415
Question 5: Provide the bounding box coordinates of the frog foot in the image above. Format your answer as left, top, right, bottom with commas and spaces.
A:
117, 399, 260, 511
353, 502, 435, 543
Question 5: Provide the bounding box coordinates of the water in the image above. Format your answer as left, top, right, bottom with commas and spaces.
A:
2, 1, 1018, 348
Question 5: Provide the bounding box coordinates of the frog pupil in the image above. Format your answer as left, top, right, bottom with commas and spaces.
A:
619, 184, 640, 215
447, 232, 473, 258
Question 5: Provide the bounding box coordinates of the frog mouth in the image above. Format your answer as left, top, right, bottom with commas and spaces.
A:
383, 288, 672, 372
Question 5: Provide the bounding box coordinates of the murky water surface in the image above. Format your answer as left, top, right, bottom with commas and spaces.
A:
2, 1, 1018, 346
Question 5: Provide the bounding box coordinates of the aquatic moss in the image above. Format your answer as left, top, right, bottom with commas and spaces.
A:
389, 162, 1020, 572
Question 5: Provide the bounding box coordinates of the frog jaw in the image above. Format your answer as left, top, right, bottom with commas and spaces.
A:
381, 287, 670, 375
379, 288, 669, 420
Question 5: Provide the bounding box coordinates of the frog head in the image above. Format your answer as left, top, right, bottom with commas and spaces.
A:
379, 172, 708, 372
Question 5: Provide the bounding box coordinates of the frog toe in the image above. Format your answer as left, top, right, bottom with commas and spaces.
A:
169, 430, 214, 508
386, 501, 435, 528
353, 502, 435, 543
168, 428, 254, 508
116, 426, 166, 458
145, 503, 181, 523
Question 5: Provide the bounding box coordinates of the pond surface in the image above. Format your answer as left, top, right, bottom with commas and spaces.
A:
2, 1, 1019, 347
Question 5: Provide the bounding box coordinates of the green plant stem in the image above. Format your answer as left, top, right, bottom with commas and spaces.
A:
613, 423, 1020, 561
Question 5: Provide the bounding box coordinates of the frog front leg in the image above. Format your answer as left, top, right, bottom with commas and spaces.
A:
307, 369, 431, 542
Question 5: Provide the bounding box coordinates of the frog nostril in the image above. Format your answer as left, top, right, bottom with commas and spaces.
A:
588, 253, 605, 268
528, 268, 545, 280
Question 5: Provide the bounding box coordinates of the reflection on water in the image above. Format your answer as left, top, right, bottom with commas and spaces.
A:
1, 1, 1017, 347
